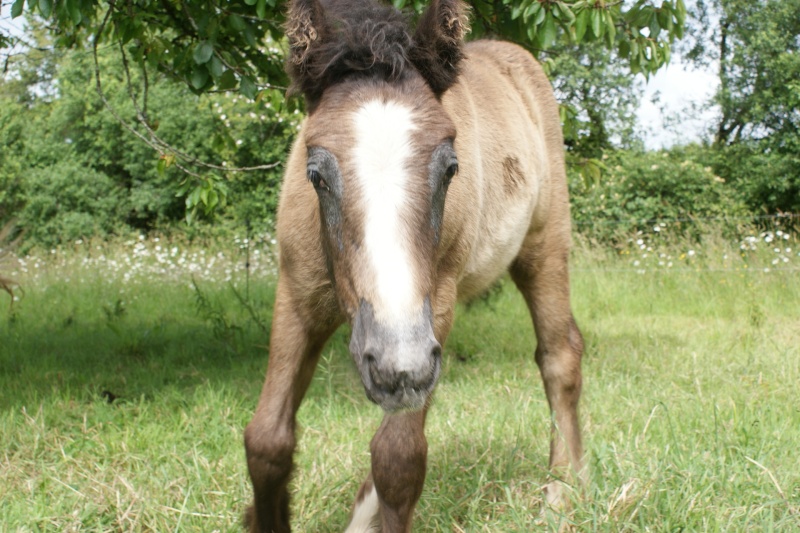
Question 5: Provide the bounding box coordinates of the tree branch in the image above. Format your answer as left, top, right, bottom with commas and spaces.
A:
91, 3, 282, 179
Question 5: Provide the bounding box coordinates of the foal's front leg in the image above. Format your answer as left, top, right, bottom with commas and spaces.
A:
347, 410, 429, 533
244, 279, 339, 533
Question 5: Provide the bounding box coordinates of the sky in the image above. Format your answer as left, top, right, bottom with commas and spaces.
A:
637, 58, 719, 149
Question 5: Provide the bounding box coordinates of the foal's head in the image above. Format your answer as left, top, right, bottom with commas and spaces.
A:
286, 0, 469, 412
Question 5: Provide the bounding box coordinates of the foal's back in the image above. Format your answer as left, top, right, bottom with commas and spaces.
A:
439, 40, 571, 301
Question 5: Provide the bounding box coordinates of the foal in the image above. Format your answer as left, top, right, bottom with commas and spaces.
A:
244, 0, 585, 530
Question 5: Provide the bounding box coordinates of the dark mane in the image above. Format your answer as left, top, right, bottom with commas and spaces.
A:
286, 0, 469, 110
286, 0, 415, 106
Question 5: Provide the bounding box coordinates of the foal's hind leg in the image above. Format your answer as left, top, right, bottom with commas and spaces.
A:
244, 279, 339, 533
510, 237, 585, 506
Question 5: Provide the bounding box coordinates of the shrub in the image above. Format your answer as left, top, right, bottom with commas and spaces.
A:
0, 103, 28, 234
569, 148, 751, 242
19, 158, 126, 246
706, 142, 800, 217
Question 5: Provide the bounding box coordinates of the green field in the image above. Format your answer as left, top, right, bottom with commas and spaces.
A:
1, 230, 799, 531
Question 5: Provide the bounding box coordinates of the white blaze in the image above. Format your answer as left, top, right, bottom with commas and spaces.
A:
353, 100, 419, 325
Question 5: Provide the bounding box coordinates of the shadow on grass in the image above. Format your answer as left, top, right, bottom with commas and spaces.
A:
0, 281, 287, 410
0, 276, 639, 415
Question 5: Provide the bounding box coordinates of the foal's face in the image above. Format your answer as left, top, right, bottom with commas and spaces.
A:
304, 78, 457, 412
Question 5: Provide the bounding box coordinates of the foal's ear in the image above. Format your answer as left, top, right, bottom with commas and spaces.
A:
285, 0, 331, 104
410, 0, 471, 96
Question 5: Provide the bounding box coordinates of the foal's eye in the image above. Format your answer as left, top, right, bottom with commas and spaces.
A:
307, 168, 329, 191
444, 162, 458, 185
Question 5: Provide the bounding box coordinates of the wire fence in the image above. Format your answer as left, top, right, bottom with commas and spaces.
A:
572, 212, 800, 228
571, 266, 800, 273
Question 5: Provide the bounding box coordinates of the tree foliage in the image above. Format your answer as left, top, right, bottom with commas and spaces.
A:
684, 0, 800, 147
0, 0, 689, 231
6, 0, 687, 97
550, 44, 643, 158
0, 28, 298, 246
679, 0, 800, 215
0, 0, 700, 246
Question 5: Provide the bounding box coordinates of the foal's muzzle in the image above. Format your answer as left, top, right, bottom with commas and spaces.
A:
350, 299, 441, 412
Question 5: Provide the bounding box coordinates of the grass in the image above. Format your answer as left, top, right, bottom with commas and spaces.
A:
1, 228, 799, 531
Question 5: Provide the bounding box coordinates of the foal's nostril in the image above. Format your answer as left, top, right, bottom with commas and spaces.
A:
364, 351, 379, 383
430, 343, 442, 362
360, 337, 442, 403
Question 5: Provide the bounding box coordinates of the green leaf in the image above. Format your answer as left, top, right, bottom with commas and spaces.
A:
632, 5, 652, 27
116, 19, 136, 44
511, 0, 526, 21
187, 186, 202, 208
556, 2, 575, 24
648, 40, 659, 64
527, 20, 538, 42
541, 12, 557, 48
657, 6, 670, 29
218, 69, 237, 90
38, 0, 52, 18
244, 0, 257, 5
256, 0, 267, 19
523, 1, 540, 24
591, 8, 604, 39
605, 10, 616, 47
209, 55, 224, 78
11, 0, 25, 18
674, 20, 684, 39
193, 41, 214, 64
176, 180, 192, 197
240, 76, 257, 99
190, 66, 209, 89
243, 26, 257, 48
675, 0, 686, 26
574, 9, 589, 41
206, 189, 219, 212
533, 4, 547, 26
229, 14, 247, 31
619, 38, 631, 59
649, 16, 661, 40
550, 1, 561, 19
67, 0, 82, 24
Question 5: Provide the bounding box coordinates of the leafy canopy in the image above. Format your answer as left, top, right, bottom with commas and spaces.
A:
6, 0, 687, 99
2, 0, 687, 228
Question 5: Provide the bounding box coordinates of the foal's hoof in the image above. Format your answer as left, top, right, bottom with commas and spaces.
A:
243, 505, 255, 531
537, 481, 575, 531
543, 480, 569, 508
